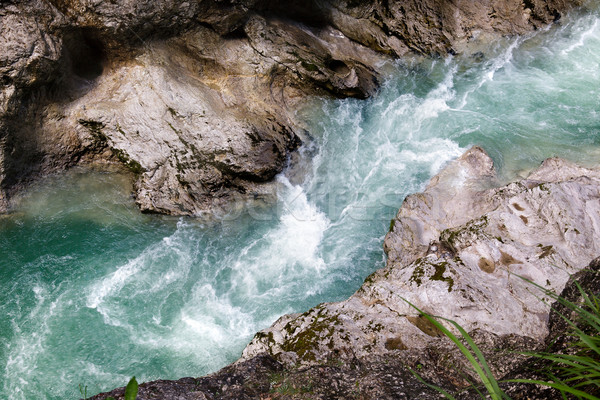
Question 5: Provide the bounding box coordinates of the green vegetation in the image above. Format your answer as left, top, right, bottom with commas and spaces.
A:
403, 298, 507, 400
105, 376, 138, 400
300, 61, 319, 72
79, 383, 88, 400
167, 106, 179, 118
409, 258, 455, 292
406, 269, 600, 399
111, 148, 144, 175
440, 215, 489, 254
506, 277, 600, 399
125, 377, 139, 400
269, 372, 313, 395
78, 119, 108, 144
77, 119, 144, 174
281, 308, 342, 362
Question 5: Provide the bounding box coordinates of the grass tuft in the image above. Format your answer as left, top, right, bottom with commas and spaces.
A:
406, 267, 600, 399
505, 276, 600, 399
402, 298, 509, 400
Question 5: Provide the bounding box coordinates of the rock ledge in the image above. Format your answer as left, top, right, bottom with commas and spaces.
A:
0, 0, 582, 215
244, 147, 600, 365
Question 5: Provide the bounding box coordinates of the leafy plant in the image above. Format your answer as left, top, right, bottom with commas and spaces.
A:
402, 298, 508, 400
404, 267, 600, 400
506, 279, 600, 399
79, 383, 88, 400
125, 377, 138, 400
105, 376, 138, 400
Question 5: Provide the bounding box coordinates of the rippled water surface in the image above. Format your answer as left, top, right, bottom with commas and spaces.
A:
2, 8, 600, 399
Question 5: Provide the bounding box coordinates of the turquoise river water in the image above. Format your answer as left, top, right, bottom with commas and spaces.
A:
1, 7, 600, 399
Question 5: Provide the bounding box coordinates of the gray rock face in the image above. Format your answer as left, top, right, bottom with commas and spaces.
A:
243, 147, 600, 365
0, 0, 388, 215
308, 0, 577, 56
53, 18, 389, 215
0, 0, 581, 215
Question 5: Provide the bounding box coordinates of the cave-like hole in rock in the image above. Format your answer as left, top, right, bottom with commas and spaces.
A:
326, 59, 351, 76
265, 1, 330, 28
222, 26, 249, 40
64, 30, 105, 81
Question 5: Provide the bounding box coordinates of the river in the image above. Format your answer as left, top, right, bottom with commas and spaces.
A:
1, 7, 599, 399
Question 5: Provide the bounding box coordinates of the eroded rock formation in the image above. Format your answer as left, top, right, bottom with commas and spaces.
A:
243, 147, 600, 364
0, 0, 581, 215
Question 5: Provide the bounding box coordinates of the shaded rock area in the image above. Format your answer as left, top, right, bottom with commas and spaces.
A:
89, 353, 444, 400
494, 258, 600, 400
0, 0, 582, 215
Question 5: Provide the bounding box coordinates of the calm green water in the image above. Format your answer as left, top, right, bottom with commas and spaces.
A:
2, 8, 600, 399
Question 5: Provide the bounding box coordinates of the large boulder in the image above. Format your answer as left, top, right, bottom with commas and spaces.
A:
243, 147, 600, 364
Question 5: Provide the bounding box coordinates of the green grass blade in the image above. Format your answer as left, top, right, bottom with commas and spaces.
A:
504, 273, 600, 399
555, 283, 600, 331
444, 318, 507, 398
506, 379, 600, 400
576, 333, 600, 356
562, 369, 600, 381
515, 274, 600, 329
125, 376, 138, 400
531, 353, 596, 369
401, 298, 505, 400
407, 367, 457, 400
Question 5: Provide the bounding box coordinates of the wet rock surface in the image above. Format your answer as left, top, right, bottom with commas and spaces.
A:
0, 0, 582, 215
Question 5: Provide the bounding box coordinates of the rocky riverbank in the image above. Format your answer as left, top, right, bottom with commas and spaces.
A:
0, 0, 580, 215
244, 147, 600, 363
89, 265, 600, 400
90, 147, 600, 399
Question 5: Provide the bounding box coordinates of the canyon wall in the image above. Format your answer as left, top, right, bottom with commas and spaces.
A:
0, 0, 579, 215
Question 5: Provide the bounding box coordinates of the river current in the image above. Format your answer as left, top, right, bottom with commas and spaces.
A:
1, 8, 600, 399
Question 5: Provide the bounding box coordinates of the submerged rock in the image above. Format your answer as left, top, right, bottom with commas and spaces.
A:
0, 0, 583, 215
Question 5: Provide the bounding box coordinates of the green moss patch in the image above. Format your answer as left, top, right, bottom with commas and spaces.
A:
111, 148, 144, 175
78, 119, 107, 144
409, 258, 455, 292
281, 309, 342, 362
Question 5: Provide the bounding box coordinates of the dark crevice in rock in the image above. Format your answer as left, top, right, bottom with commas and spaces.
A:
63, 29, 106, 81
258, 1, 332, 29
220, 25, 250, 40
325, 58, 351, 76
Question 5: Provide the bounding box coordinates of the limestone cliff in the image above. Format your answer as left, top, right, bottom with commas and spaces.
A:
0, 0, 581, 215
